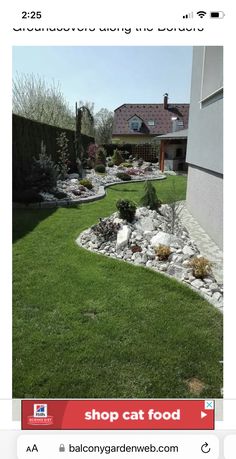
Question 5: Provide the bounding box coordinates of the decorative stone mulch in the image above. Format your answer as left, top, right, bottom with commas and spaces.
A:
77, 205, 223, 311
38, 162, 165, 203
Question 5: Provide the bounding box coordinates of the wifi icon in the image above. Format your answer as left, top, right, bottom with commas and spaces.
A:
197, 10, 207, 18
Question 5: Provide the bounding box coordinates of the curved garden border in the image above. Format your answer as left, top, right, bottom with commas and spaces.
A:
76, 230, 223, 312
13, 176, 166, 209
13, 175, 223, 312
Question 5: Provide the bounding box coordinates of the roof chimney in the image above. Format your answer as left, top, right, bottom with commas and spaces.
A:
163, 93, 168, 110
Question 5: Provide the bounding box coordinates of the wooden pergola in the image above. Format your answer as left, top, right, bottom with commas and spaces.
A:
157, 129, 188, 172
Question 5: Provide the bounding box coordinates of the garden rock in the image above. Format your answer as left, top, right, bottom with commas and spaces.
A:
167, 265, 187, 279
77, 204, 223, 310
135, 217, 155, 232
183, 245, 196, 257
191, 279, 205, 289
150, 231, 183, 248
116, 225, 131, 250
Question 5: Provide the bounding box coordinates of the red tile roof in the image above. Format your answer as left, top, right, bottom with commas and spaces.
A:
112, 103, 189, 136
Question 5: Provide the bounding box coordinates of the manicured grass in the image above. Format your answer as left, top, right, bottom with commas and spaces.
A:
13, 176, 223, 398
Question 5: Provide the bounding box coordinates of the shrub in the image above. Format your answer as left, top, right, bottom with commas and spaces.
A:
13, 189, 43, 204
53, 190, 68, 199
131, 244, 142, 253
79, 179, 93, 190
116, 172, 131, 181
112, 149, 124, 166
116, 199, 136, 222
188, 257, 213, 279
56, 131, 70, 180
140, 180, 162, 210
155, 244, 171, 260
29, 140, 59, 192
87, 143, 98, 161
95, 146, 107, 165
127, 168, 144, 176
92, 218, 120, 242
95, 164, 106, 173
121, 162, 132, 168
107, 161, 114, 167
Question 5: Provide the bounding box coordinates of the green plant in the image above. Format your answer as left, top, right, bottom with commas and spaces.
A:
107, 161, 114, 167
13, 189, 43, 204
112, 149, 124, 166
121, 162, 132, 168
95, 146, 107, 165
56, 131, 70, 180
116, 199, 136, 222
116, 172, 132, 181
140, 180, 162, 210
29, 140, 59, 192
79, 179, 93, 190
92, 218, 120, 241
188, 257, 213, 279
95, 164, 106, 173
155, 244, 171, 260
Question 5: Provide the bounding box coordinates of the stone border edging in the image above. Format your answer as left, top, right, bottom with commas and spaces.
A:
76, 230, 223, 313
13, 176, 166, 209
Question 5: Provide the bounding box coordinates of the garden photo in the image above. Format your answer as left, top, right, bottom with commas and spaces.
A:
13, 46, 223, 399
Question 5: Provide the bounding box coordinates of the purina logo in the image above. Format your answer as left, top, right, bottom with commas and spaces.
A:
34, 404, 47, 417
27, 403, 54, 426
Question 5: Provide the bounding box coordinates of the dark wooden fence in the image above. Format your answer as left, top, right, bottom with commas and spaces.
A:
13, 114, 94, 190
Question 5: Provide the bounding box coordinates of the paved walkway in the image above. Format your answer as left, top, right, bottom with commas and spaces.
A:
179, 202, 223, 284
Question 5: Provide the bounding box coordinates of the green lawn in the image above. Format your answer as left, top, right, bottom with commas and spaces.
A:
13, 176, 223, 398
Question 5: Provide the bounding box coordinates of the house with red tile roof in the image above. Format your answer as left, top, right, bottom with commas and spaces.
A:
112, 94, 189, 144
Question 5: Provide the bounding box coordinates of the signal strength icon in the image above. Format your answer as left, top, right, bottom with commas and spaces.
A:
183, 12, 193, 19
197, 10, 207, 18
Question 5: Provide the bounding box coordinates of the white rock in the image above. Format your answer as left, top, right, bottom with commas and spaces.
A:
143, 230, 154, 241
212, 291, 222, 302
116, 225, 131, 250
209, 283, 220, 292
113, 217, 124, 225
191, 279, 204, 289
146, 260, 154, 268
135, 216, 155, 232
150, 231, 183, 248
182, 260, 190, 267
135, 234, 143, 241
183, 245, 195, 257
134, 256, 143, 265
146, 250, 156, 260
167, 265, 187, 279
203, 277, 213, 284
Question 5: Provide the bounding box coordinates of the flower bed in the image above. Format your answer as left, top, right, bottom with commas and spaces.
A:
78, 205, 223, 310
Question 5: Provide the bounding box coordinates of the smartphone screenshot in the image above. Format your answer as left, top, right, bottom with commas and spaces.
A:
0, 1, 235, 457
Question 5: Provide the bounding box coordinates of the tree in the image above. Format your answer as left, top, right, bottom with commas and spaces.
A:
94, 108, 114, 144
79, 100, 95, 136
75, 103, 94, 177
13, 73, 75, 130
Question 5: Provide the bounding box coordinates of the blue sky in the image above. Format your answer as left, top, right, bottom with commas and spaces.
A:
12, 46, 192, 113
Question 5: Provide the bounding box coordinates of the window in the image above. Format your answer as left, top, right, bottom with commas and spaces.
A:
148, 120, 155, 126
131, 121, 140, 131
129, 116, 142, 132
201, 46, 223, 104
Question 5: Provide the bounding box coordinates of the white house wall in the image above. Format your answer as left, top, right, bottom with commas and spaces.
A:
186, 46, 223, 249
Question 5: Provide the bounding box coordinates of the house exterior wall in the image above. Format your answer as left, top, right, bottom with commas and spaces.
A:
186, 46, 223, 248
186, 165, 223, 248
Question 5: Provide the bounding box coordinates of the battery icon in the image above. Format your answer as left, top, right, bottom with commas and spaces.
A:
210, 11, 225, 18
